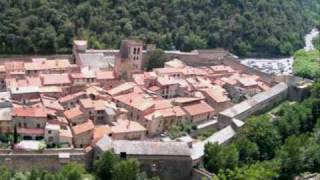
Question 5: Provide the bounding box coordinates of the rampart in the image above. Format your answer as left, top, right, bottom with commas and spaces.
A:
0, 148, 90, 171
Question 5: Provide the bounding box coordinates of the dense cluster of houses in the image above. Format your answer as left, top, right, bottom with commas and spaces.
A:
0, 39, 272, 149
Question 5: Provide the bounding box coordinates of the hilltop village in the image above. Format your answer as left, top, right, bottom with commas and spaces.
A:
0, 40, 312, 180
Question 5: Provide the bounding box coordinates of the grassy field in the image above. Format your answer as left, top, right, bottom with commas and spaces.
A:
293, 49, 320, 79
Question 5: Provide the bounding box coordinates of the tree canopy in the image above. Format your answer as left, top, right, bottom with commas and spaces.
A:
143, 48, 168, 71
0, 0, 319, 57
94, 150, 151, 180
204, 80, 320, 179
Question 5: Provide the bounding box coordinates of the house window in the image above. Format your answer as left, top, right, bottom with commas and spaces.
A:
37, 124, 41, 128
23, 123, 27, 128
48, 136, 54, 142
151, 162, 158, 172
48, 130, 52, 134
120, 152, 127, 159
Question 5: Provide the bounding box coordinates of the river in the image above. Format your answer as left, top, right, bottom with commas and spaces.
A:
240, 28, 319, 75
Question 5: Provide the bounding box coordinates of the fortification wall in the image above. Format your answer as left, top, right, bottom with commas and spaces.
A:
162, 49, 276, 85
239, 89, 287, 120
163, 49, 227, 67
221, 58, 276, 84
128, 155, 193, 180
0, 54, 72, 64
218, 83, 289, 128
274, 75, 313, 101
0, 149, 89, 171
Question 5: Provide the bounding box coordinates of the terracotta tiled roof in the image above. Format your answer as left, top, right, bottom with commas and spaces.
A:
96, 71, 116, 80
113, 92, 155, 111
111, 119, 146, 134
72, 120, 94, 135
42, 73, 71, 86
93, 125, 112, 141
107, 82, 135, 96
202, 86, 230, 103
59, 91, 86, 103
42, 97, 64, 111
13, 106, 48, 118
182, 101, 214, 116
17, 128, 44, 136
64, 108, 84, 120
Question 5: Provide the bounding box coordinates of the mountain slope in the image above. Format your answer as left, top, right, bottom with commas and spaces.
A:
0, 0, 319, 57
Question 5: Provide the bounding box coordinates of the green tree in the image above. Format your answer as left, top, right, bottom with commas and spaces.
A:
113, 159, 140, 180
276, 134, 320, 179
0, 166, 11, 180
60, 162, 87, 180
94, 151, 119, 180
234, 137, 260, 165
204, 143, 239, 173
143, 49, 168, 71
217, 161, 280, 180
240, 116, 281, 160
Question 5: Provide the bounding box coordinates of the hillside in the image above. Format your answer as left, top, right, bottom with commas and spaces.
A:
0, 0, 319, 56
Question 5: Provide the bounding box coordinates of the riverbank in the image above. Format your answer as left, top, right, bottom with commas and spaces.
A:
240, 28, 319, 76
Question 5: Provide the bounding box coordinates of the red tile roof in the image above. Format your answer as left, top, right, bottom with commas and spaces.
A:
13, 106, 48, 118
93, 125, 112, 141
182, 101, 214, 116
42, 73, 71, 86
96, 71, 116, 80
64, 108, 84, 120
72, 120, 94, 135
59, 91, 86, 103
17, 128, 44, 136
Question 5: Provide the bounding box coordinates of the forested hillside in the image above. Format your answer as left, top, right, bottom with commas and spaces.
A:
204, 81, 320, 179
0, 0, 319, 56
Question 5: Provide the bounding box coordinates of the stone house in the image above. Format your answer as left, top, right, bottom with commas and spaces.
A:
94, 136, 192, 180
111, 119, 146, 140
12, 106, 48, 140
64, 107, 86, 126
71, 120, 94, 148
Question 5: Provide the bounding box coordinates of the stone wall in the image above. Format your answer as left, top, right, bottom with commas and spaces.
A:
192, 168, 214, 180
0, 55, 72, 64
221, 58, 276, 85
274, 75, 313, 101
218, 83, 289, 129
163, 49, 227, 67
161, 49, 276, 85
94, 147, 192, 180
0, 149, 89, 171
127, 155, 193, 180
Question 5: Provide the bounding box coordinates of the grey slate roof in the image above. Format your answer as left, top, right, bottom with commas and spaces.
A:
95, 135, 113, 152
78, 53, 115, 70
95, 135, 191, 157
113, 140, 191, 156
